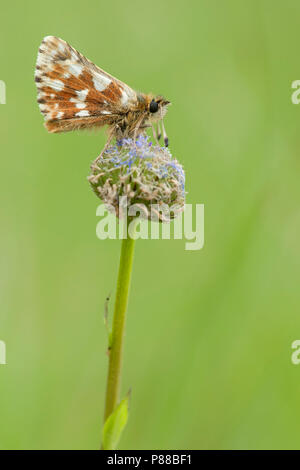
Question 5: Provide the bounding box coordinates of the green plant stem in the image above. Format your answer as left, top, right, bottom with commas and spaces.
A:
103, 226, 136, 424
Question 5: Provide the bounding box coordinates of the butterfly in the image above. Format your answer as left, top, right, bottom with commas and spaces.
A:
35, 36, 171, 156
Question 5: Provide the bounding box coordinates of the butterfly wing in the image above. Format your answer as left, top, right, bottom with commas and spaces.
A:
35, 36, 138, 133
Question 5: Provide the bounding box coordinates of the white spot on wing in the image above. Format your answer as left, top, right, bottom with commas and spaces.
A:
93, 74, 111, 92
57, 111, 64, 119
101, 110, 111, 115
48, 79, 64, 91
75, 110, 90, 117
58, 42, 66, 54
70, 98, 87, 110
36, 55, 44, 67
68, 63, 83, 78
76, 89, 88, 101
44, 35, 56, 43
120, 90, 129, 106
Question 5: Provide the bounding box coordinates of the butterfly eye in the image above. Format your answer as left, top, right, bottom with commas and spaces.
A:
149, 100, 159, 113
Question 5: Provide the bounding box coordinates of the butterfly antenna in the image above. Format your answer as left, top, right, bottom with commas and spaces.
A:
161, 119, 169, 147
160, 108, 168, 147
157, 122, 161, 141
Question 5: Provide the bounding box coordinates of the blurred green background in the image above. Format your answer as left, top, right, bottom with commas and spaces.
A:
1, 0, 300, 450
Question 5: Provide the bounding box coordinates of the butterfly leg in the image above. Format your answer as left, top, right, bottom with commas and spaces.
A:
151, 123, 160, 146
133, 115, 146, 145
157, 122, 162, 141
91, 130, 114, 170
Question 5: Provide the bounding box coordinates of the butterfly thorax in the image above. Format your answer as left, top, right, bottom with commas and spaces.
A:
110, 93, 163, 139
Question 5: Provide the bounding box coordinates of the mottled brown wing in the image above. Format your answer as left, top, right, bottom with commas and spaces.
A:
35, 36, 138, 133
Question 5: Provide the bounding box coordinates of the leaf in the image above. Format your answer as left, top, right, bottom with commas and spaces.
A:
102, 394, 130, 450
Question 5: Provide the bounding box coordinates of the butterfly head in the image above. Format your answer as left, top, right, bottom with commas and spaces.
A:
147, 96, 170, 146
148, 96, 170, 119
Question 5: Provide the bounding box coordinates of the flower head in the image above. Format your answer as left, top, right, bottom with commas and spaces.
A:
88, 135, 185, 222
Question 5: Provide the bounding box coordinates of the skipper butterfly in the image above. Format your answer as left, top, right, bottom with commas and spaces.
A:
35, 36, 171, 155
